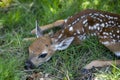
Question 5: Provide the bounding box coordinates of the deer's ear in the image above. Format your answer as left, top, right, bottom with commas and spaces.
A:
35, 20, 43, 38
55, 37, 74, 50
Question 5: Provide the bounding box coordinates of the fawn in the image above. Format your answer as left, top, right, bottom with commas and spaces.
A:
25, 9, 120, 71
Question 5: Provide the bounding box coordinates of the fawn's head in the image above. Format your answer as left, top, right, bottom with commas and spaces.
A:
25, 21, 74, 69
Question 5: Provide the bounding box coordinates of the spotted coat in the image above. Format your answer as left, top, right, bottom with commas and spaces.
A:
53, 9, 120, 47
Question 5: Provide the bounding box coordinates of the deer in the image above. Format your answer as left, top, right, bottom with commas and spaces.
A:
24, 9, 120, 73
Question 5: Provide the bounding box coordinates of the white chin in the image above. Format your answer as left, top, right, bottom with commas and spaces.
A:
45, 57, 51, 62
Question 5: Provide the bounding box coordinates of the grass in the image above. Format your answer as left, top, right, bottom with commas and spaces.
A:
0, 0, 120, 80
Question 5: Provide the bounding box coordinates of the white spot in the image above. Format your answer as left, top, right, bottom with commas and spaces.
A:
69, 26, 73, 31
100, 29, 102, 32
101, 23, 105, 27
72, 21, 76, 25
110, 36, 113, 38
64, 19, 67, 23
103, 36, 107, 38
119, 40, 120, 42
42, 50, 47, 53
75, 20, 77, 23
91, 34, 94, 36
111, 21, 114, 23
77, 34, 86, 40
94, 13, 99, 16
68, 24, 71, 27
100, 14, 105, 17
108, 16, 113, 19
108, 21, 112, 23
84, 23, 88, 27
62, 30, 64, 33
117, 30, 119, 33
112, 39, 116, 42
105, 15, 109, 18
82, 28, 84, 32
83, 19, 88, 24
97, 27, 100, 31
105, 22, 108, 26
102, 41, 110, 45
117, 35, 120, 38
98, 18, 103, 22
114, 17, 118, 19
93, 23, 99, 29
115, 52, 120, 57
106, 33, 109, 35
93, 33, 96, 36
74, 33, 76, 35
40, 78, 44, 80
89, 13, 92, 16
91, 15, 95, 18
77, 18, 80, 21
119, 25, 120, 27
81, 15, 85, 19
58, 34, 63, 39
113, 34, 116, 37
103, 32, 106, 34
77, 30, 80, 34
89, 26, 94, 30
93, 25, 97, 29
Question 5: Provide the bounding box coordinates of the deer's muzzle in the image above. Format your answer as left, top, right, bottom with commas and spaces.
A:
24, 60, 35, 70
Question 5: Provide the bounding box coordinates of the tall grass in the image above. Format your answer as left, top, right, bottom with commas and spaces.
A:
0, 0, 120, 79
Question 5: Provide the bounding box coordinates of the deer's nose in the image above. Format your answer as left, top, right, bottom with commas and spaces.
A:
24, 60, 35, 70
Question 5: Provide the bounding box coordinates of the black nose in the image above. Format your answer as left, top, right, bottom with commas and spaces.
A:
24, 60, 35, 70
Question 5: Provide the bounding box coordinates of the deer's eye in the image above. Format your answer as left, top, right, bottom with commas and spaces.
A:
38, 53, 47, 58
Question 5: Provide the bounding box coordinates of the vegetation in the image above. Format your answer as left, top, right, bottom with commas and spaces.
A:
0, 0, 120, 80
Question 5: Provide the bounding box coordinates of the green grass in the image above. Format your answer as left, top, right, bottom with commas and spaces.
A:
0, 0, 120, 80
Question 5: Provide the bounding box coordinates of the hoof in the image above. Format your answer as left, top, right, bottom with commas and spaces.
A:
81, 68, 95, 80
81, 68, 91, 74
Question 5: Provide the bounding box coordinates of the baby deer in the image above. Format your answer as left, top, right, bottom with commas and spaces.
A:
25, 9, 120, 70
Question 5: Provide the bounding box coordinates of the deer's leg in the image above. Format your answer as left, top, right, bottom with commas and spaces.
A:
84, 60, 120, 69
84, 37, 120, 69
31, 20, 65, 34
84, 27, 120, 70
82, 59, 120, 79
84, 42, 120, 69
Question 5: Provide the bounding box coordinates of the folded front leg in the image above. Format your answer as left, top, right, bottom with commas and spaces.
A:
31, 20, 65, 34
84, 60, 120, 69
